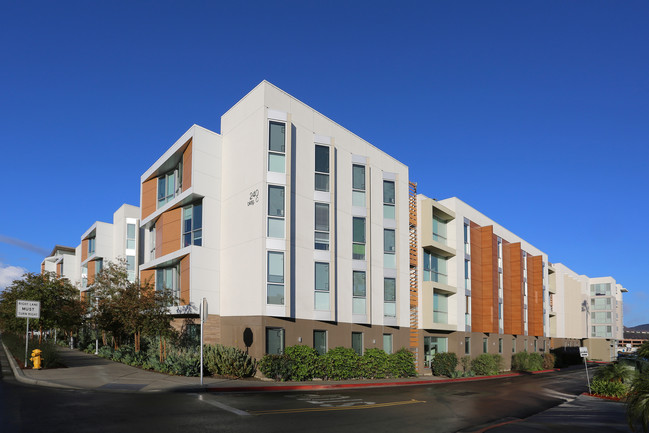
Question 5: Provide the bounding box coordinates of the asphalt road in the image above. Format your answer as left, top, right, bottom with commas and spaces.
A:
0, 368, 591, 432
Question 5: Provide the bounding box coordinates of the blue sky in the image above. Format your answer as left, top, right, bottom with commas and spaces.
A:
1, 1, 647, 326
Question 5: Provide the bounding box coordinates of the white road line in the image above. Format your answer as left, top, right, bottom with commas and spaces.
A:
197, 394, 251, 416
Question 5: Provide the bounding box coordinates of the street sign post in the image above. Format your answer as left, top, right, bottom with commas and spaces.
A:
16, 300, 40, 367
580, 346, 591, 394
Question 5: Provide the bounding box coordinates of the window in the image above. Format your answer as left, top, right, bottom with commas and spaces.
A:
524, 339, 528, 352
424, 337, 448, 367
483, 338, 488, 353
591, 297, 612, 310
591, 311, 612, 324
268, 121, 286, 173
465, 337, 471, 355
423, 251, 448, 284
95, 258, 103, 276
464, 223, 470, 254
352, 271, 366, 315
512, 338, 516, 353
383, 334, 393, 354
149, 226, 156, 259
384, 278, 396, 317
497, 238, 503, 268
126, 255, 135, 282
314, 262, 330, 311
592, 325, 613, 338
88, 237, 96, 256
352, 217, 366, 260
267, 252, 284, 305
313, 330, 327, 355
352, 164, 366, 207
590, 283, 611, 296
465, 259, 471, 290
81, 264, 88, 290
126, 223, 136, 250
534, 340, 537, 352
498, 338, 503, 354
432, 214, 447, 244
268, 185, 285, 238
314, 203, 329, 250
315, 145, 329, 191
156, 265, 180, 305
465, 295, 471, 326
157, 160, 183, 208
433, 292, 448, 323
352, 332, 363, 356
183, 202, 203, 247
383, 180, 395, 219
383, 229, 396, 269
266, 328, 285, 355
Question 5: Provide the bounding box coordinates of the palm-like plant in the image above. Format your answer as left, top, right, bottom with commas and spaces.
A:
627, 372, 649, 432
638, 341, 649, 360
596, 362, 635, 383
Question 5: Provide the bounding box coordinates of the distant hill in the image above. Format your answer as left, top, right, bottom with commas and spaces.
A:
626, 324, 649, 332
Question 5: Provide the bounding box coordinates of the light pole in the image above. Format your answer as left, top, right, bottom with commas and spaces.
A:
94, 296, 99, 355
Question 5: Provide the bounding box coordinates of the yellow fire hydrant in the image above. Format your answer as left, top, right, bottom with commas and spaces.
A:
30, 349, 42, 370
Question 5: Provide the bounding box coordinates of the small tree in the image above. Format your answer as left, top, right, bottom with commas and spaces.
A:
627, 372, 649, 432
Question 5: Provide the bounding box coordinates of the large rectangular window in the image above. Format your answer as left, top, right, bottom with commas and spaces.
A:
592, 325, 613, 338
433, 292, 448, 323
432, 214, 447, 244
383, 229, 396, 269
352, 217, 366, 260
384, 278, 396, 317
267, 251, 284, 305
183, 202, 203, 247
590, 283, 611, 296
465, 259, 471, 290
88, 237, 96, 256
314, 203, 329, 250
314, 262, 330, 311
313, 330, 327, 356
126, 223, 136, 250
424, 337, 448, 367
464, 223, 470, 254
156, 265, 180, 305
315, 145, 329, 192
352, 271, 366, 315
268, 185, 285, 239
81, 264, 88, 289
383, 334, 393, 354
591, 311, 612, 324
591, 297, 612, 310
157, 160, 183, 208
423, 251, 448, 284
126, 255, 135, 282
95, 258, 103, 276
352, 332, 363, 356
352, 164, 366, 207
268, 121, 286, 173
266, 327, 285, 354
383, 180, 395, 219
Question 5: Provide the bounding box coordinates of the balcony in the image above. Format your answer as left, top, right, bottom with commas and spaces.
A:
421, 285, 457, 332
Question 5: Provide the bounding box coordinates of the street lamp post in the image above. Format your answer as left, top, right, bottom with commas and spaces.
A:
95, 297, 99, 355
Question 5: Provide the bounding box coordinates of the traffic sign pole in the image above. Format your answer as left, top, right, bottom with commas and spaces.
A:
25, 317, 29, 367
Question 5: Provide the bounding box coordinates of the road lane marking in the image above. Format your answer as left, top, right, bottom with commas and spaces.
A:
197, 394, 251, 416
249, 399, 425, 415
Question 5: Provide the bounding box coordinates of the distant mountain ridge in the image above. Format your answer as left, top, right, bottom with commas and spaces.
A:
625, 323, 649, 332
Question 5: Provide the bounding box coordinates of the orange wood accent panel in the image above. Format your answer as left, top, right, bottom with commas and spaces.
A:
57, 262, 62, 277
142, 178, 157, 220
87, 260, 96, 286
80, 291, 87, 303
41, 263, 45, 274
81, 239, 88, 262
182, 139, 192, 192
504, 243, 524, 335
528, 255, 544, 337
161, 208, 182, 257
180, 255, 190, 305
140, 269, 155, 288
471, 224, 498, 333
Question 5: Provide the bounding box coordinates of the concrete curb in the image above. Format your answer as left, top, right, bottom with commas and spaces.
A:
1, 341, 79, 390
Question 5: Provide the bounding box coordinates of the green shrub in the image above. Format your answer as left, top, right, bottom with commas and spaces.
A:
590, 378, 628, 398
203, 344, 256, 378
472, 354, 499, 376
387, 349, 417, 378
460, 355, 472, 372
595, 362, 634, 384
319, 347, 359, 380
627, 371, 649, 432
359, 348, 389, 379
1, 333, 63, 368
284, 345, 317, 381
163, 348, 200, 376
259, 354, 293, 381
542, 353, 556, 370
451, 370, 475, 378
431, 352, 458, 377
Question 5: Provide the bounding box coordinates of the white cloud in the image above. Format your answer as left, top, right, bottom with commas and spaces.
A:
0, 263, 27, 290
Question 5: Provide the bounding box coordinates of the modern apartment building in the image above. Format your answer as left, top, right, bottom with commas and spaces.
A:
139, 81, 410, 359
41, 245, 77, 281
415, 195, 551, 369
78, 203, 140, 301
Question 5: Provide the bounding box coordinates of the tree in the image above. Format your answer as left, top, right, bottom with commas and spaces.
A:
0, 272, 85, 341
628, 372, 649, 432
595, 362, 634, 384
92, 260, 177, 351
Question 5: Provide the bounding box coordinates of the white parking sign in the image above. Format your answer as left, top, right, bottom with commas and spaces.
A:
579, 347, 589, 358
16, 300, 40, 319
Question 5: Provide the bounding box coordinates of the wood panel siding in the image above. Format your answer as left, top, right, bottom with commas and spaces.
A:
504, 243, 524, 335
140, 269, 155, 287
180, 254, 190, 305
81, 239, 88, 262
528, 255, 544, 336
87, 260, 96, 286
182, 139, 192, 192
41, 263, 45, 274
471, 225, 498, 333
57, 262, 62, 277
161, 208, 182, 257
142, 178, 157, 220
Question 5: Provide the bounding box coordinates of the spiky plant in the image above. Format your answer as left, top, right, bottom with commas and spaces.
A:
596, 362, 635, 383
627, 372, 649, 432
